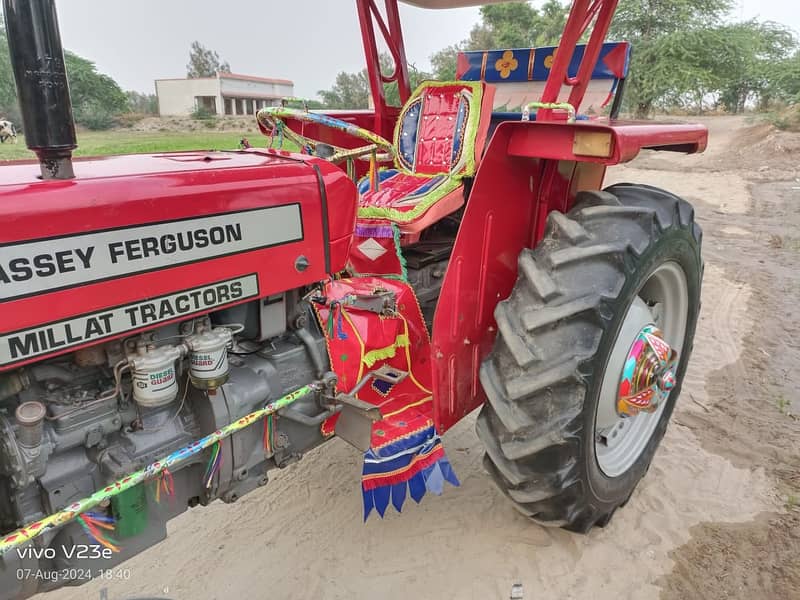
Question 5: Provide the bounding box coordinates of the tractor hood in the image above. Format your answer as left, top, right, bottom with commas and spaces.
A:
0, 149, 357, 370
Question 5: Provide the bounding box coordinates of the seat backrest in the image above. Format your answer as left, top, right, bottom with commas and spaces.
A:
456, 41, 630, 114
393, 80, 493, 177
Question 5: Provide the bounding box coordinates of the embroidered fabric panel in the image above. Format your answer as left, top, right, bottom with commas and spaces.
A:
413, 85, 470, 175
456, 41, 631, 83
450, 97, 468, 166
396, 99, 423, 172
357, 169, 401, 195
311, 277, 459, 519
358, 170, 448, 211
349, 221, 406, 279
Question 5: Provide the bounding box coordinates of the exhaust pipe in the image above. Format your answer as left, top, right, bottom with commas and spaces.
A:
3, 0, 77, 179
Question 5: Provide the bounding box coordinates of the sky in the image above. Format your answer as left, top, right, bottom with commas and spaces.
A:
51, 0, 800, 99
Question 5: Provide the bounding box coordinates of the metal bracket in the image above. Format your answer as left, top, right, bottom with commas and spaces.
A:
334, 394, 382, 453
333, 366, 408, 452
346, 290, 397, 316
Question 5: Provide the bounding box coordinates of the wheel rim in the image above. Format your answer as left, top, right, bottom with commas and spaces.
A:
594, 261, 689, 478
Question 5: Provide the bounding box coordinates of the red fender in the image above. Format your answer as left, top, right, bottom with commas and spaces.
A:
430, 118, 707, 432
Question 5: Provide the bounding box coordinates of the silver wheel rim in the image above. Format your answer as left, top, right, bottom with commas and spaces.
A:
594, 261, 689, 478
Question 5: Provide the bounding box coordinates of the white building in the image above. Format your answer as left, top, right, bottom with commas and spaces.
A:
155, 71, 294, 117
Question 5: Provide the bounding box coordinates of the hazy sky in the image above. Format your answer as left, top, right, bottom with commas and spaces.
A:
51, 0, 800, 99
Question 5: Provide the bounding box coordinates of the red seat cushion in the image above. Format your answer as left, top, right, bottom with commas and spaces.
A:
357, 169, 462, 227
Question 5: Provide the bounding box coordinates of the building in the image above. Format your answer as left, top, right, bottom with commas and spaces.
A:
155, 72, 294, 117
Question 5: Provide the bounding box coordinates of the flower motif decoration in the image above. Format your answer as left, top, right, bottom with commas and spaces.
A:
544, 50, 557, 70
494, 50, 519, 79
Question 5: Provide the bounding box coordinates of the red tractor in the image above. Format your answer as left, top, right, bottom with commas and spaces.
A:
0, 1, 705, 597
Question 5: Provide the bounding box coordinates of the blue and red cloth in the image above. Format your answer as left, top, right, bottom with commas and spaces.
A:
314, 277, 459, 519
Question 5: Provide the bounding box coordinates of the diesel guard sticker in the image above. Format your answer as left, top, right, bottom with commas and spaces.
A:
0, 205, 301, 301
0, 274, 259, 366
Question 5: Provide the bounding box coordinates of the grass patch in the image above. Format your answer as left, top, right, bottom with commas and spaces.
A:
777, 395, 792, 415
0, 130, 299, 161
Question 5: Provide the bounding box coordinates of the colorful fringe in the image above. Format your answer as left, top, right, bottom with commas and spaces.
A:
153, 468, 175, 504
362, 334, 410, 368
76, 512, 119, 553
362, 425, 459, 520
263, 413, 275, 453
204, 442, 223, 489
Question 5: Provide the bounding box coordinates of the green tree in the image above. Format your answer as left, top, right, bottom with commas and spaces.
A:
126, 91, 158, 115
318, 54, 431, 109
318, 68, 370, 109
0, 19, 21, 123
65, 51, 128, 129
476, 0, 567, 48
771, 50, 800, 102
0, 19, 128, 129
712, 21, 796, 112
609, 0, 733, 116
186, 41, 230, 78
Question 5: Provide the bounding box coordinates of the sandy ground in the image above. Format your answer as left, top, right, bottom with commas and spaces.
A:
43, 116, 800, 600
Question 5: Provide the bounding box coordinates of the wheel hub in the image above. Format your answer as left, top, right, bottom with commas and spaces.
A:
616, 325, 677, 418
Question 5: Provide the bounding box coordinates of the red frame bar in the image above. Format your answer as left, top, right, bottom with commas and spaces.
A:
357, 0, 411, 133
538, 0, 619, 120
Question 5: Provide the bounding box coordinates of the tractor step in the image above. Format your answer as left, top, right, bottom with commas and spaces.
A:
334, 366, 409, 451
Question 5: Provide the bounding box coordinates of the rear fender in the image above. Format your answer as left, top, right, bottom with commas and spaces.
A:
431, 119, 708, 432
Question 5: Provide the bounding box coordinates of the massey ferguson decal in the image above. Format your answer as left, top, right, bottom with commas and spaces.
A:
0, 274, 259, 366
0, 205, 302, 301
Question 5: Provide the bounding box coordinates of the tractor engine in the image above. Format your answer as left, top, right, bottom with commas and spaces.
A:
0, 290, 336, 597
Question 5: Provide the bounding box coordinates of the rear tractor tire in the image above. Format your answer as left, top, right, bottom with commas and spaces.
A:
477, 184, 703, 532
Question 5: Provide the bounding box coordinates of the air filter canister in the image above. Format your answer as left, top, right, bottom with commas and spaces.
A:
185, 327, 233, 389
129, 345, 183, 408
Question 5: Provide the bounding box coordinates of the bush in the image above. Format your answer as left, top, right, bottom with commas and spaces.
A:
765, 104, 800, 132
74, 102, 115, 130
113, 112, 147, 128
190, 106, 216, 121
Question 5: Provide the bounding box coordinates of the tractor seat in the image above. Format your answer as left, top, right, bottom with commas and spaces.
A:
358, 81, 494, 235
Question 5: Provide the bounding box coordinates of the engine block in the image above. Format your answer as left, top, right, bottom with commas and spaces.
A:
0, 294, 330, 598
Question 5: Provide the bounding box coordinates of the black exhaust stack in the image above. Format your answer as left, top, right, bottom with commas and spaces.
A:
3, 0, 76, 179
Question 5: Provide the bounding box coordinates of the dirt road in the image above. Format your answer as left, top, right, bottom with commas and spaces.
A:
45, 116, 799, 600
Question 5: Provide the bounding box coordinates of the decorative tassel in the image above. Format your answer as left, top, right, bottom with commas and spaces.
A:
335, 303, 348, 340
263, 414, 275, 454
391, 224, 408, 282
326, 304, 336, 337
76, 513, 120, 553
361, 427, 459, 521
153, 468, 174, 504
204, 442, 223, 489
326, 301, 348, 341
